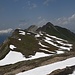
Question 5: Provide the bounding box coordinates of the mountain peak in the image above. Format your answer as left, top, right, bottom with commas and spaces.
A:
46, 22, 54, 26
41, 22, 56, 32
0, 22, 75, 75
27, 25, 38, 33
43, 22, 55, 29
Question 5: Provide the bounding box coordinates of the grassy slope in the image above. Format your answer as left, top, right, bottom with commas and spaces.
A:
9, 29, 39, 58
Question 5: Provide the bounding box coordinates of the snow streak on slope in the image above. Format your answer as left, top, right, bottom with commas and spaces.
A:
39, 48, 55, 54
17, 30, 73, 54
9, 45, 16, 50
18, 38, 21, 41
56, 50, 64, 54
38, 42, 49, 48
44, 39, 58, 47
34, 31, 72, 54
35, 34, 41, 37
19, 30, 25, 35
46, 34, 67, 42
0, 51, 51, 66
16, 57, 75, 75
56, 40, 72, 46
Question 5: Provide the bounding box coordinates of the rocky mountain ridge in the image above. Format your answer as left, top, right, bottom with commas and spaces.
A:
0, 22, 75, 75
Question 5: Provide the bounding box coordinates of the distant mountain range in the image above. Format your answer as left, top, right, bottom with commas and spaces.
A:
0, 22, 75, 75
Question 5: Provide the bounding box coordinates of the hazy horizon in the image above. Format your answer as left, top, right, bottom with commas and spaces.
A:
0, 0, 75, 32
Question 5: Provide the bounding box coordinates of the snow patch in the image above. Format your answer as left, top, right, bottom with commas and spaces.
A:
59, 46, 71, 51
39, 48, 55, 54
16, 57, 75, 75
27, 33, 31, 35
44, 39, 58, 47
39, 31, 43, 35
35, 34, 40, 37
0, 51, 25, 66
0, 51, 50, 66
28, 52, 50, 60
56, 40, 72, 47
9, 45, 16, 50
38, 42, 49, 48
19, 30, 25, 35
46, 34, 67, 42
44, 39, 72, 51
45, 37, 53, 41
18, 38, 21, 41
56, 50, 64, 54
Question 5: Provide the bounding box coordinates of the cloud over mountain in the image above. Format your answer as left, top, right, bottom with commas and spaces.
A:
54, 14, 75, 25
0, 28, 13, 34
51, 13, 75, 31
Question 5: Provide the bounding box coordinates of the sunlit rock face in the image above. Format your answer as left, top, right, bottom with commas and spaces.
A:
27, 25, 38, 33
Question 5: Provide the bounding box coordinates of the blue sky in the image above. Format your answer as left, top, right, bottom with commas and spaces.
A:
0, 0, 75, 32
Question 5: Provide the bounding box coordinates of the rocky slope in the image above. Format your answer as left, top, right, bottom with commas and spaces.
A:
0, 22, 75, 75
37, 22, 75, 42
48, 65, 75, 75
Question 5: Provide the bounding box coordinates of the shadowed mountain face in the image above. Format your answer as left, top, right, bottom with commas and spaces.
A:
37, 22, 75, 42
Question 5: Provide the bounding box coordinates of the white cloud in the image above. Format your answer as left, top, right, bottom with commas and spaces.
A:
43, 0, 56, 6
54, 17, 68, 25
26, 1, 37, 9
27, 1, 31, 6
29, 3, 37, 9
43, 0, 50, 5
0, 28, 13, 34
68, 14, 75, 21
51, 13, 75, 30
38, 16, 42, 20
32, 4, 37, 8
53, 13, 75, 26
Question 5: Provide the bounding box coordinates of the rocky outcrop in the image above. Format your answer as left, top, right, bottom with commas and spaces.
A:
0, 39, 10, 60
48, 65, 75, 75
27, 25, 38, 33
